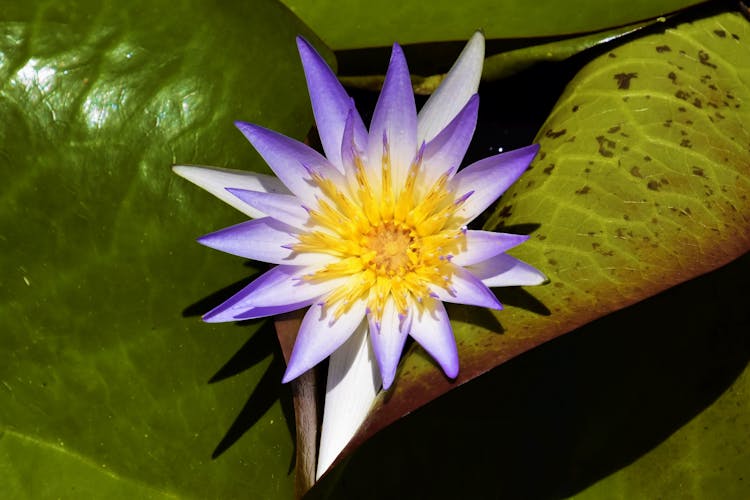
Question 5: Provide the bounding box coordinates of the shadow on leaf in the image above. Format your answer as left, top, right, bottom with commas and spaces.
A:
320, 254, 750, 499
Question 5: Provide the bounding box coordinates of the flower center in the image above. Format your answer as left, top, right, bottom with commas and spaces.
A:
293, 145, 473, 319
364, 221, 415, 276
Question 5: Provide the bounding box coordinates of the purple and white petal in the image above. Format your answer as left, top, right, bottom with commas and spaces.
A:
421, 94, 479, 186
409, 299, 459, 378
367, 43, 417, 190
197, 217, 335, 266
226, 188, 311, 230
296, 37, 368, 172
203, 265, 316, 323
316, 321, 381, 479
450, 144, 539, 224
468, 253, 547, 287
282, 298, 368, 383
234, 121, 344, 204
430, 264, 503, 310
172, 165, 289, 218
451, 230, 530, 267
203, 265, 345, 322
368, 299, 410, 389
417, 31, 484, 143
340, 108, 367, 191
231, 301, 315, 321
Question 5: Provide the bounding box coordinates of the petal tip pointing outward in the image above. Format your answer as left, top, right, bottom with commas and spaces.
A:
417, 30, 485, 143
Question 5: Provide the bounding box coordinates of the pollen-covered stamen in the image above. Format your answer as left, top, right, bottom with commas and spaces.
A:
363, 221, 415, 276
293, 131, 479, 321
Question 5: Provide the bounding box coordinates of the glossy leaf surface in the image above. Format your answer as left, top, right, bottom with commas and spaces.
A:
0, 0, 330, 497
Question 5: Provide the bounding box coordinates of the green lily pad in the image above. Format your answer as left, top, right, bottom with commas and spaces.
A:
0, 0, 331, 497
328, 8, 750, 485
280, 0, 706, 49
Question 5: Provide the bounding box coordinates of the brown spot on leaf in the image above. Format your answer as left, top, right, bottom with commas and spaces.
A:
732, 33, 740, 40
678, 106, 686, 112
713, 29, 726, 38
693, 98, 703, 109
496, 205, 513, 219
543, 164, 555, 175
575, 186, 591, 195
644, 156, 652, 162
647, 180, 660, 191
698, 50, 717, 69
608, 52, 617, 58
607, 125, 621, 134
614, 72, 638, 89
572, 104, 579, 112
680, 139, 693, 148
545, 128, 566, 139
675, 90, 690, 100
596, 135, 616, 157
668, 71, 677, 84
630, 166, 643, 178
655, 45, 672, 52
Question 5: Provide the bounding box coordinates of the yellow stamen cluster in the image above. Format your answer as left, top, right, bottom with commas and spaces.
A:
294, 142, 469, 319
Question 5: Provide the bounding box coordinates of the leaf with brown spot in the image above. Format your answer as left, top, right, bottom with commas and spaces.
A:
307, 10, 750, 490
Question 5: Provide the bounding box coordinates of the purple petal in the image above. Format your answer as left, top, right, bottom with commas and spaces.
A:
172, 165, 289, 218
202, 265, 345, 322
430, 264, 503, 310
339, 108, 363, 189
231, 302, 315, 321
450, 144, 540, 223
422, 94, 479, 185
226, 188, 310, 229
296, 37, 368, 171
468, 253, 547, 287
197, 217, 334, 266
451, 230, 530, 267
409, 299, 458, 378
417, 31, 484, 143
368, 299, 410, 390
282, 299, 367, 383
203, 266, 313, 323
367, 43, 417, 189
234, 121, 343, 204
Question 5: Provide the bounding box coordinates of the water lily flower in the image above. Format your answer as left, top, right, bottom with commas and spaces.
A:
174, 32, 545, 478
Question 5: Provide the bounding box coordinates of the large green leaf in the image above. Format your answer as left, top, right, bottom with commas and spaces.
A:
319, 9, 750, 485
280, 0, 705, 49
0, 0, 331, 497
